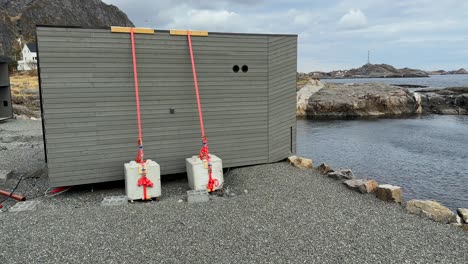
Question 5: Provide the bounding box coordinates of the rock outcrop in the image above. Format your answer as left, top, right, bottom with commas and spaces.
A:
301, 83, 417, 117
457, 208, 468, 223
296, 79, 324, 117
297, 83, 468, 117
375, 184, 403, 203
406, 200, 457, 224
343, 179, 378, 193
417, 87, 468, 115
0, 0, 134, 56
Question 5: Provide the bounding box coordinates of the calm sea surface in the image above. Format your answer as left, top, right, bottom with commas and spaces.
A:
298, 75, 468, 210
324, 74, 468, 89
297, 115, 468, 210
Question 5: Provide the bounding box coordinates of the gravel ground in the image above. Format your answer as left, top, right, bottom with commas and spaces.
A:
1, 119, 467, 263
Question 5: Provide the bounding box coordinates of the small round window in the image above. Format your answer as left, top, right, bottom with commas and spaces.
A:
241, 65, 249, 73
232, 65, 240, 73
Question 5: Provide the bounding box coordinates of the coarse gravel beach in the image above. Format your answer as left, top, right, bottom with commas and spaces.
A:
1, 119, 467, 263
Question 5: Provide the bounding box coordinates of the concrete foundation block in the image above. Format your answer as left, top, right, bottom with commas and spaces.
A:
124, 160, 161, 201
186, 154, 224, 191
187, 190, 209, 204
9, 201, 41, 212
101, 196, 128, 206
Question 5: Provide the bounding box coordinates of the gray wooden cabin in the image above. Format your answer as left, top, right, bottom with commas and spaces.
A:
0, 56, 13, 120
36, 26, 297, 187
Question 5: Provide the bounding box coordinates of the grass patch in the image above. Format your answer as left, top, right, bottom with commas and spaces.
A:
9, 71, 40, 114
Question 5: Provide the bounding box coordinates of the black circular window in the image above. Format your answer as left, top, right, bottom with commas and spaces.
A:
241, 65, 249, 73
232, 65, 240, 73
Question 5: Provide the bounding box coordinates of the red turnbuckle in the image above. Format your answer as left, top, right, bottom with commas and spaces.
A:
199, 138, 210, 161
206, 164, 219, 192
135, 138, 145, 163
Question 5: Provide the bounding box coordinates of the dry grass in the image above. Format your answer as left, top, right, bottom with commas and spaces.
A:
297, 75, 311, 90
10, 71, 39, 93
9, 71, 40, 114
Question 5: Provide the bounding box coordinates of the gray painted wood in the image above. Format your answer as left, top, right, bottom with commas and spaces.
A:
0, 62, 13, 119
36, 27, 296, 187
268, 36, 297, 162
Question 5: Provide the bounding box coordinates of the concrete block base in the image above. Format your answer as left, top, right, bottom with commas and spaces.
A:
187, 190, 209, 204
9, 201, 41, 212
101, 196, 128, 206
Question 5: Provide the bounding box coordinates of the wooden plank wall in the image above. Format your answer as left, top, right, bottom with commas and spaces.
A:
268, 36, 297, 162
36, 27, 296, 187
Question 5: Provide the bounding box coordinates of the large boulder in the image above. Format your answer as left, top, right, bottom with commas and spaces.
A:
327, 169, 354, 181
457, 208, 468, 223
375, 184, 403, 203
343, 179, 378, 193
287, 156, 313, 169
304, 83, 417, 118
406, 200, 457, 224
317, 163, 334, 175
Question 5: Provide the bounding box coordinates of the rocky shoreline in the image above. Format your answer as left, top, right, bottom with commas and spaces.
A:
288, 156, 468, 230
297, 80, 468, 118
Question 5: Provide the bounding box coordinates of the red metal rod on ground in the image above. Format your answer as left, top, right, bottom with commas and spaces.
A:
0, 189, 26, 201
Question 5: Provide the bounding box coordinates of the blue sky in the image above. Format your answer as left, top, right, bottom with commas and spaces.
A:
103, 0, 468, 72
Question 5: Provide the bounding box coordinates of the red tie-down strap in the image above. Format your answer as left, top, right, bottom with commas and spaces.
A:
199, 137, 219, 191
187, 32, 220, 192
129, 28, 154, 199
137, 172, 154, 200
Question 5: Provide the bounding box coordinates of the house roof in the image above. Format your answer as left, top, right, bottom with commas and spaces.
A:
26, 43, 37, 53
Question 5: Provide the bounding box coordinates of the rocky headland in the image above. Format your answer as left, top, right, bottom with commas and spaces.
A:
428, 68, 468, 75
307, 63, 430, 79
0, 0, 134, 56
297, 80, 468, 118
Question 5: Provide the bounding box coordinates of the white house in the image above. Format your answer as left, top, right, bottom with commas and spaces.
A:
17, 43, 38, 71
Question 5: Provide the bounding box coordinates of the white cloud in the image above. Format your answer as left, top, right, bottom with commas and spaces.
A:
338, 8, 367, 30
168, 9, 241, 31
102, 0, 468, 71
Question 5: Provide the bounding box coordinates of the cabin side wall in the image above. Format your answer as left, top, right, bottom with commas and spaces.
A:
38, 27, 288, 187
267, 36, 297, 162
0, 62, 13, 119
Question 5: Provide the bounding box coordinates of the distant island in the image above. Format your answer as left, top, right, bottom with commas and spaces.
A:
303, 63, 468, 79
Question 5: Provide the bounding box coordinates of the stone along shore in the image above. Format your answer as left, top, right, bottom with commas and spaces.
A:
288, 155, 468, 230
